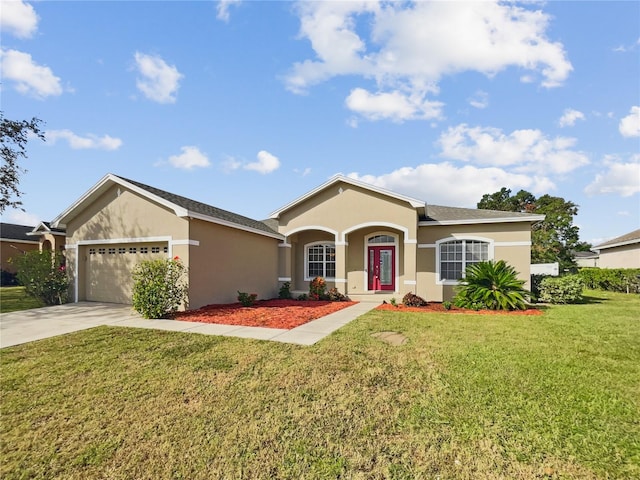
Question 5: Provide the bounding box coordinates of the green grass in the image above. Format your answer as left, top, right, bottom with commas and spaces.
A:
0, 286, 44, 313
1, 290, 638, 479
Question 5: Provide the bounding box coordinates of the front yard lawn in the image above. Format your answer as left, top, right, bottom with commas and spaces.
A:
0, 286, 44, 313
1, 290, 638, 479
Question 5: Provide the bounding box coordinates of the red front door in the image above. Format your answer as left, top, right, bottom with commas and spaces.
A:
368, 246, 395, 291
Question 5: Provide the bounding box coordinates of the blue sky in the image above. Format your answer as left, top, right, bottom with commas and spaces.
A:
1, 0, 638, 246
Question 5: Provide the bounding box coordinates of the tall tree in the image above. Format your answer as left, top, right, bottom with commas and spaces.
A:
478, 188, 581, 271
1, 112, 45, 213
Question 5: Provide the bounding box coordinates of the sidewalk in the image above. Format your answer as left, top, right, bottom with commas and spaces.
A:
0, 300, 379, 348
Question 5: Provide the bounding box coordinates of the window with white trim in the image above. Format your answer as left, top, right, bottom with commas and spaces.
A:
306, 243, 336, 279
439, 240, 489, 281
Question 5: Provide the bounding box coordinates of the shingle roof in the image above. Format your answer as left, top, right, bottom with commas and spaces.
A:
0, 223, 38, 242
115, 176, 281, 238
421, 204, 543, 223
593, 229, 640, 250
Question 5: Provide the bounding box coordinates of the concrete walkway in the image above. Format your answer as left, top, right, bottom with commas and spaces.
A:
0, 300, 380, 349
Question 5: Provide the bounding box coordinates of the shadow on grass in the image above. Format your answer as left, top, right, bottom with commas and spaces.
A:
576, 294, 608, 305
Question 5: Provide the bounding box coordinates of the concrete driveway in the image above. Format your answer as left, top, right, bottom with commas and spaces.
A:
0, 302, 142, 349
0, 301, 377, 348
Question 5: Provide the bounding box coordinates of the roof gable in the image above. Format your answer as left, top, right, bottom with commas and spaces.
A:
593, 228, 640, 251
52, 174, 282, 240
270, 174, 426, 219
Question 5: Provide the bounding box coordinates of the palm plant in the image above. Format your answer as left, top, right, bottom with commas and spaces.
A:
454, 260, 529, 311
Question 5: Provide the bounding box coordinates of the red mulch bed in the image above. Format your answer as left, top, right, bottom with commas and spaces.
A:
376, 302, 542, 315
174, 299, 358, 330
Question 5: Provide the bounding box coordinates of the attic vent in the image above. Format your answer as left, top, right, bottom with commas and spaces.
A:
117, 188, 121, 197
338, 187, 343, 194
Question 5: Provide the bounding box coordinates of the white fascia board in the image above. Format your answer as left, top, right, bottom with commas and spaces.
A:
1, 238, 39, 244
269, 174, 425, 218
184, 211, 284, 240
594, 238, 640, 251
51, 173, 188, 229
419, 214, 545, 227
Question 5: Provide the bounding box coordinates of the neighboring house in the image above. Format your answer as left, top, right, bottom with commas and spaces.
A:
573, 250, 599, 268
27, 221, 66, 253
0, 223, 40, 273
592, 229, 640, 269
50, 174, 543, 308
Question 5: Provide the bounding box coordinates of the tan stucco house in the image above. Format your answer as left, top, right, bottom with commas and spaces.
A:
592, 229, 640, 269
51, 173, 543, 309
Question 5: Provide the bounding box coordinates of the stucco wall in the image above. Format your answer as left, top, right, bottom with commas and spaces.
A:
0, 240, 39, 273
64, 185, 190, 303
598, 244, 640, 269
188, 219, 279, 308
416, 222, 534, 302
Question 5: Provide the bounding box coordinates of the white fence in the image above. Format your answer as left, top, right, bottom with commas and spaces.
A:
530, 262, 559, 276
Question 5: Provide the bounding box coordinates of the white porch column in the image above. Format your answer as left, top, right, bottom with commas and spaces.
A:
335, 240, 347, 294
403, 239, 417, 295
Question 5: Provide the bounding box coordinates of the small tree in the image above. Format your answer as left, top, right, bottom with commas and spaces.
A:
454, 260, 528, 311
132, 257, 188, 319
1, 112, 45, 213
14, 250, 69, 305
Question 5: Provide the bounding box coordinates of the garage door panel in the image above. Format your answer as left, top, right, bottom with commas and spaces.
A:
86, 243, 167, 304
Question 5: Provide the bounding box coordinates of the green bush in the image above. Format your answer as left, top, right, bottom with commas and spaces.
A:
132, 257, 188, 319
577, 268, 640, 293
402, 292, 427, 307
454, 260, 528, 311
278, 281, 292, 299
14, 250, 69, 305
538, 275, 584, 304
237, 291, 257, 307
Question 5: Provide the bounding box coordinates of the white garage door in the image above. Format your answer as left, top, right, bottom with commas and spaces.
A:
86, 243, 168, 303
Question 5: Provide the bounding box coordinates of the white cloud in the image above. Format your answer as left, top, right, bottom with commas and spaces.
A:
558, 108, 585, 127
286, 1, 572, 122
345, 87, 443, 122
4, 209, 41, 226
134, 52, 183, 104
438, 124, 589, 174
0, 0, 38, 38
216, 0, 241, 22
346, 162, 555, 208
244, 150, 280, 174
167, 146, 211, 170
585, 154, 640, 197
0, 49, 63, 98
619, 106, 640, 138
468, 90, 489, 109
47, 129, 122, 150
221, 155, 242, 173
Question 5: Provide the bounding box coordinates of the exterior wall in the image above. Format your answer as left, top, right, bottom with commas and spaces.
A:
188, 219, 280, 308
277, 181, 418, 295
65, 185, 190, 302
598, 244, 640, 269
417, 222, 534, 302
0, 240, 39, 272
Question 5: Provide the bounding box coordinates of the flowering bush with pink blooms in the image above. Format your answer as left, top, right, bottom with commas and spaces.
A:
132, 257, 188, 318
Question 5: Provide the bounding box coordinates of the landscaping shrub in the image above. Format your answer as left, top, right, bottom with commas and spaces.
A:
454, 260, 528, 311
402, 292, 427, 307
326, 287, 348, 302
309, 276, 327, 300
577, 267, 640, 294
278, 281, 292, 299
132, 257, 187, 319
237, 291, 257, 307
538, 275, 584, 304
13, 250, 69, 305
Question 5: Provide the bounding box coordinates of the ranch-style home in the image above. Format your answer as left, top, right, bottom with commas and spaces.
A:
51, 173, 544, 309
